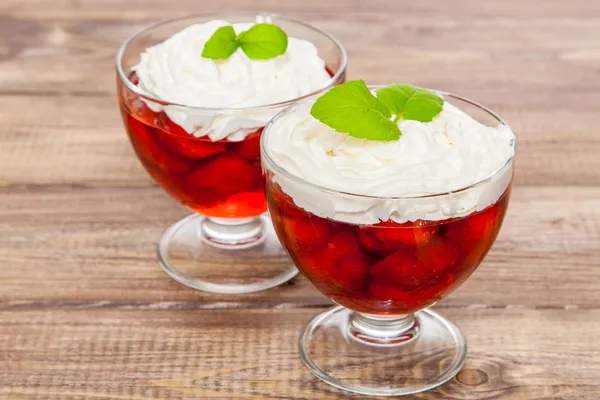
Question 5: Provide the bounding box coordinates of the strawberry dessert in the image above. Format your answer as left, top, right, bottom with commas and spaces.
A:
116, 14, 346, 295
267, 182, 510, 314
262, 80, 516, 315
118, 19, 338, 218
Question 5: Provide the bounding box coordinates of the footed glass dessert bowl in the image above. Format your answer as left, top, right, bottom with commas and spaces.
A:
116, 12, 346, 293
261, 81, 515, 395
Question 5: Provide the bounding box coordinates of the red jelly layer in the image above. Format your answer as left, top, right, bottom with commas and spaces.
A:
118, 73, 266, 218
267, 179, 511, 315
119, 68, 337, 219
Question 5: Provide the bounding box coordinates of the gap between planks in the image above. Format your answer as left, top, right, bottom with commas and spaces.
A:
0, 300, 589, 312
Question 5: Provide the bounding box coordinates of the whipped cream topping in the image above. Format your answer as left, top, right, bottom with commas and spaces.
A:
266, 99, 515, 224
133, 19, 332, 141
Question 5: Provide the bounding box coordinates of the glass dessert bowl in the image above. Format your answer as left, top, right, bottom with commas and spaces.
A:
116, 13, 346, 293
262, 82, 515, 395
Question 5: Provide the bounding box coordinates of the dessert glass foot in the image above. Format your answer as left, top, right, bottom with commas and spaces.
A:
299, 306, 466, 396
157, 214, 298, 294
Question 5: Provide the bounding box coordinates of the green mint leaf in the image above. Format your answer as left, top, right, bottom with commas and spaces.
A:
310, 80, 401, 142
201, 25, 238, 59
376, 84, 444, 123
237, 23, 288, 60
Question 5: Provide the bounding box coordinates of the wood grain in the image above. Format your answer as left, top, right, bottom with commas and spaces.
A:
1, 185, 599, 309
2, 94, 600, 186
3, 308, 600, 399
1, 0, 599, 398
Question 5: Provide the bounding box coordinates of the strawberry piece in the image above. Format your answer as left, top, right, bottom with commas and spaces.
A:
130, 97, 158, 125
234, 129, 263, 160
197, 191, 267, 219
126, 115, 191, 174
159, 117, 192, 138
447, 202, 508, 273
449, 205, 500, 245
187, 151, 261, 196
281, 215, 334, 250
300, 230, 371, 293
184, 187, 223, 210
416, 237, 461, 278
369, 250, 423, 287
357, 220, 438, 255
369, 236, 458, 289
266, 182, 305, 218
228, 190, 267, 212
157, 130, 229, 160
369, 276, 453, 311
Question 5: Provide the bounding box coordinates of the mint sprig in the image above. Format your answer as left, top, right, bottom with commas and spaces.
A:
310, 80, 444, 142
310, 80, 400, 141
376, 84, 444, 123
201, 26, 238, 60
238, 24, 288, 60
202, 23, 288, 60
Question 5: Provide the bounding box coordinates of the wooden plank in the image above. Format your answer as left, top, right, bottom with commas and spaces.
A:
4, 0, 600, 19
1, 94, 600, 186
1, 185, 599, 309
0, 4, 599, 103
1, 0, 599, 398
1, 307, 599, 399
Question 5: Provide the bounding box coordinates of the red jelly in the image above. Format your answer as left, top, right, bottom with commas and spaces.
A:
119, 70, 337, 219
118, 73, 266, 218
267, 179, 511, 315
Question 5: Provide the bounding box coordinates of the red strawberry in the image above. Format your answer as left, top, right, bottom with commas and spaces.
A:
369, 277, 452, 312
187, 151, 261, 196
157, 130, 229, 160
225, 191, 267, 217
126, 115, 190, 174
174, 185, 220, 210
130, 97, 158, 125
159, 116, 191, 137
234, 129, 263, 160
195, 191, 267, 218
266, 181, 305, 218
449, 205, 500, 245
448, 202, 510, 274
300, 230, 371, 293
415, 237, 461, 278
369, 234, 459, 290
282, 215, 334, 250
230, 191, 267, 212
357, 220, 438, 255
369, 250, 423, 287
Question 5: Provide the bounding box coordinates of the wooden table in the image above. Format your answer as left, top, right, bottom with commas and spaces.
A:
2, 0, 599, 398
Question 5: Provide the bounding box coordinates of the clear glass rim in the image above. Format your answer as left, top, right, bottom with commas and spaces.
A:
115, 11, 348, 112
261, 87, 516, 201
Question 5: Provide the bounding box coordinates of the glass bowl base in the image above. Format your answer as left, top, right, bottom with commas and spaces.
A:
299, 306, 466, 396
157, 213, 298, 294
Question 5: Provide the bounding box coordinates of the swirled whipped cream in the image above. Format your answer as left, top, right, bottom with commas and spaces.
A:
133, 19, 332, 141
266, 99, 515, 224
